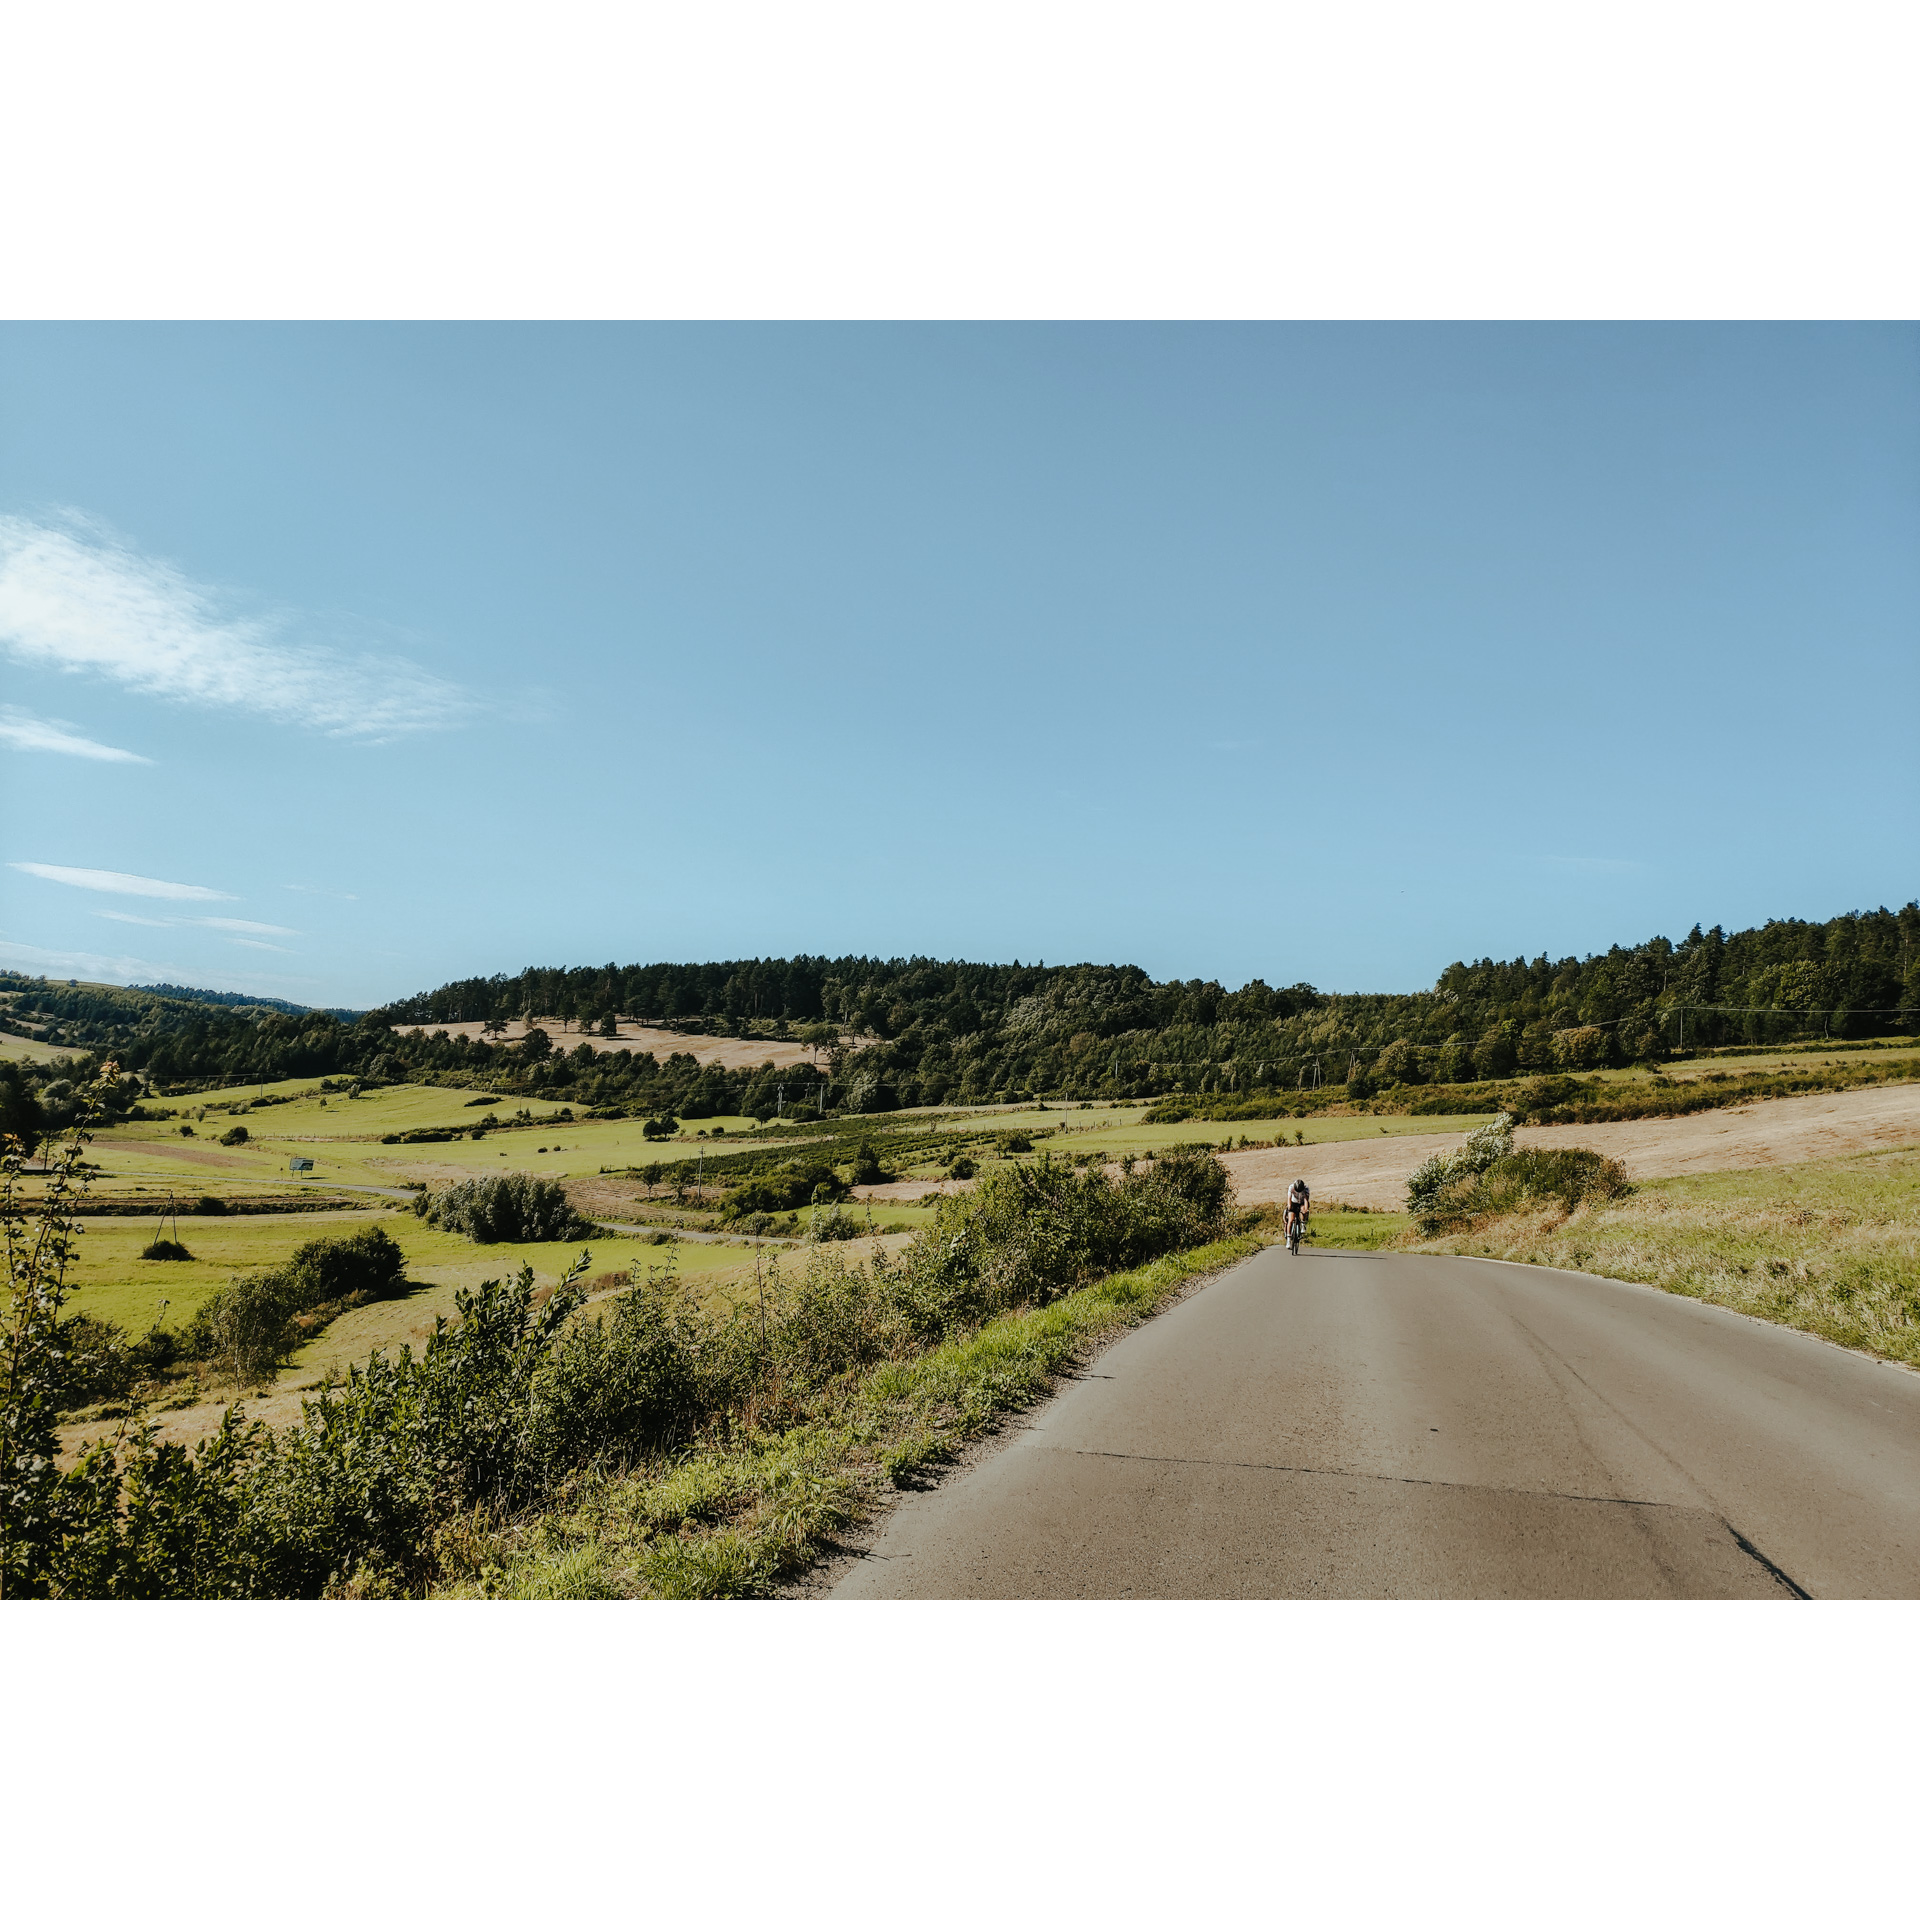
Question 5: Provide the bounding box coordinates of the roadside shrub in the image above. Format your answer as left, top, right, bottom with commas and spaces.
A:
218, 1126, 249, 1146
192, 1195, 228, 1215
850, 1142, 888, 1185
15, 1085, 1245, 1596
1417, 1148, 1630, 1236
882, 1148, 1230, 1339
1408, 1113, 1516, 1219
948, 1155, 977, 1181
417, 1172, 595, 1243
1480, 1148, 1630, 1213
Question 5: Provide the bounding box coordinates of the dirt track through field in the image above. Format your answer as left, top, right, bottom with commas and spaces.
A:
1227, 1081, 1920, 1211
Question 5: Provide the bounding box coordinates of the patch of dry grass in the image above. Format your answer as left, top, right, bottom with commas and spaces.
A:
1416, 1147, 1920, 1365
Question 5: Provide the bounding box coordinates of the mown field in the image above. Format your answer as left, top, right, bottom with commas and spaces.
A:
1573, 1039, 1920, 1088
0, 1030, 80, 1067
73, 1083, 1492, 1209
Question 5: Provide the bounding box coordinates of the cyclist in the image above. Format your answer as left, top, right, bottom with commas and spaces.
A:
1283, 1177, 1311, 1251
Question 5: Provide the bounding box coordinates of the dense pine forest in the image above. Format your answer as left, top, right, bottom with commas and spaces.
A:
3, 904, 1916, 1128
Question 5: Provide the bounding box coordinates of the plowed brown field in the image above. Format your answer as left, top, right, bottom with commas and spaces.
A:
1227, 1080, 1920, 1211
389, 1018, 860, 1072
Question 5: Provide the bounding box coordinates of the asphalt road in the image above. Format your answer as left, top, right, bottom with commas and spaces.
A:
827, 1245, 1920, 1598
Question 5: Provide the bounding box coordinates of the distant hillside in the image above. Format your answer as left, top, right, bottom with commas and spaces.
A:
132, 982, 364, 1021
3, 903, 1914, 1110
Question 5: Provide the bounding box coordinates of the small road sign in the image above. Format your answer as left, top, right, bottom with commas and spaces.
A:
289, 1156, 315, 1173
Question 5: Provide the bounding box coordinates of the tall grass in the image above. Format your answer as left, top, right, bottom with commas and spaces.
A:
1415, 1147, 1920, 1365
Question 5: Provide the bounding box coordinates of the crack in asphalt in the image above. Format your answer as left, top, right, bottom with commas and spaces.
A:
1036, 1443, 1708, 1512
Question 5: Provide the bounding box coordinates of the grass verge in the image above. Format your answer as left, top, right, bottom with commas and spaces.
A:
1413, 1146, 1920, 1366
430, 1233, 1259, 1599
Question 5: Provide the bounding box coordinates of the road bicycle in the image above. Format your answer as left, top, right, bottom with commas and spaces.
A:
1285, 1208, 1307, 1254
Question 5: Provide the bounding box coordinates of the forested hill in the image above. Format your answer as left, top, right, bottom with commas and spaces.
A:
3, 904, 1915, 1116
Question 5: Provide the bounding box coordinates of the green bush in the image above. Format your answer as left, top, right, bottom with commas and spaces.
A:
14, 1124, 1235, 1597
1408, 1113, 1516, 1219
1479, 1148, 1630, 1213
1411, 1120, 1629, 1236
184, 1225, 410, 1384
218, 1126, 248, 1146
138, 1238, 193, 1262
417, 1173, 595, 1243
721, 1165, 844, 1220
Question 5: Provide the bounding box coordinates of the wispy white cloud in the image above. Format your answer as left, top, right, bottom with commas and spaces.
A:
0, 513, 474, 741
96, 909, 173, 928
0, 704, 150, 763
230, 938, 293, 952
10, 861, 234, 901
196, 916, 298, 936
0, 934, 312, 993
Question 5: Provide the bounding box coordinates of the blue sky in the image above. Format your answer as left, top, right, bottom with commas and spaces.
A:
1, 323, 1915, 1011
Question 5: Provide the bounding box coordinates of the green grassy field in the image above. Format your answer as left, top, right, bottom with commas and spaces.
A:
65, 1207, 769, 1350
1574, 1040, 1920, 1088
86, 1081, 787, 1195
1418, 1146, 1920, 1365
145, 1079, 585, 1134
999, 1110, 1481, 1159
1298, 1208, 1409, 1251
73, 1085, 1494, 1210
0, 1030, 81, 1066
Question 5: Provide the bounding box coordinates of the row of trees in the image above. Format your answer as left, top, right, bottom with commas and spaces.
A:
4, 904, 1915, 1117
